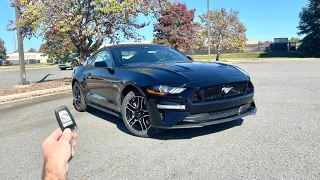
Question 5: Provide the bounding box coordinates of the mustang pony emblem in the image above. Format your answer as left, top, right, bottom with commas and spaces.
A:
221, 87, 233, 94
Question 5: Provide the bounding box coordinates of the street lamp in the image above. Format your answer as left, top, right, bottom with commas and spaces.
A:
207, 0, 211, 62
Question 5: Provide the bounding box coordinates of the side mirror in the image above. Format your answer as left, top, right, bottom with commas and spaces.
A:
186, 55, 194, 61
94, 61, 107, 68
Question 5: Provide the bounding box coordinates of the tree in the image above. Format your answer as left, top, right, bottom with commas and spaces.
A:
0, 38, 7, 60
258, 41, 263, 45
11, 0, 167, 63
153, 2, 196, 52
298, 0, 320, 57
28, 48, 36, 52
39, 30, 76, 63
200, 8, 247, 61
190, 22, 205, 53
0, 38, 6, 60
289, 37, 301, 43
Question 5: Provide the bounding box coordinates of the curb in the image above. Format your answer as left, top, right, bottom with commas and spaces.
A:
0, 86, 71, 103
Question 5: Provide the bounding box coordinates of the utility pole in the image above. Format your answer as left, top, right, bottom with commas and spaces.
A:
14, 0, 29, 85
207, 0, 211, 62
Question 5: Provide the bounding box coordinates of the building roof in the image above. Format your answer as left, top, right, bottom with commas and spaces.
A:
7, 52, 45, 56
6, 52, 48, 61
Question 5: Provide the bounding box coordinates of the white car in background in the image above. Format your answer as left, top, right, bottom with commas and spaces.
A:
58, 53, 79, 70
58, 61, 74, 70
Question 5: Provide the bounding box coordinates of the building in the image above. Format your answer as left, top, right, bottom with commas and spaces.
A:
6, 52, 52, 65
246, 40, 259, 45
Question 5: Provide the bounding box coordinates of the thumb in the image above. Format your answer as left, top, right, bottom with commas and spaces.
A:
61, 128, 72, 142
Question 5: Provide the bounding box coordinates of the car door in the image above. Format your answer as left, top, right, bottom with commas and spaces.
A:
87, 50, 122, 111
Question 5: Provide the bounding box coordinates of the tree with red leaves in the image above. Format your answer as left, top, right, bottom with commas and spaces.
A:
153, 2, 196, 52
28, 48, 37, 52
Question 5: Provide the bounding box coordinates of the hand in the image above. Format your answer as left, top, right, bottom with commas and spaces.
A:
42, 128, 77, 179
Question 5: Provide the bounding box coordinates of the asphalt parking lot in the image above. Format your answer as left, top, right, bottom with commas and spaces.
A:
0, 67, 72, 88
0, 60, 319, 179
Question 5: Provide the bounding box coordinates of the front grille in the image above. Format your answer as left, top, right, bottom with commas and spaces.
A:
190, 82, 253, 103
208, 106, 239, 120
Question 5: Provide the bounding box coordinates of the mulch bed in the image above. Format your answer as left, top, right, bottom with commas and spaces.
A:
0, 78, 72, 96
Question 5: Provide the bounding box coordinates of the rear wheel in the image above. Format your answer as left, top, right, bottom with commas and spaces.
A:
73, 82, 87, 112
121, 91, 156, 137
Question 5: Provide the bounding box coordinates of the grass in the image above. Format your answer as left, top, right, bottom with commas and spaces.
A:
0, 63, 56, 70
192, 52, 317, 61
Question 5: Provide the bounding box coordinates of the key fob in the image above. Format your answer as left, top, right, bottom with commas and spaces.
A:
54, 106, 77, 131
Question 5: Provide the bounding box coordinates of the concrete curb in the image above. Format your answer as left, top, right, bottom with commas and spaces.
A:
0, 86, 71, 103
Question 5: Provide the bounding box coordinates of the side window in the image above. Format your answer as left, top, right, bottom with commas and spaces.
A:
94, 51, 114, 67
84, 55, 96, 68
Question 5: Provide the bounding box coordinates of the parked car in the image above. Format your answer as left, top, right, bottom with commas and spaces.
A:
71, 44, 256, 137
58, 61, 75, 70
0, 59, 9, 66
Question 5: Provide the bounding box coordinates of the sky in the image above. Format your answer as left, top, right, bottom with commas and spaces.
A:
0, 0, 309, 53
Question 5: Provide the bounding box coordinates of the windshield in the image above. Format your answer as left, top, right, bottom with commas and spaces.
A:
113, 45, 190, 65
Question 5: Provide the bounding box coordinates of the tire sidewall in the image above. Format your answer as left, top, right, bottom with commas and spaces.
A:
121, 91, 155, 138
73, 82, 87, 112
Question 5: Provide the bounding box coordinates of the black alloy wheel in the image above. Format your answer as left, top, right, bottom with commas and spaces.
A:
121, 91, 156, 137
73, 82, 87, 112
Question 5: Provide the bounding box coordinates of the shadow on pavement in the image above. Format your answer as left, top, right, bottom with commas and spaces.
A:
86, 106, 244, 139
86, 107, 131, 135
36, 74, 54, 83
154, 119, 244, 140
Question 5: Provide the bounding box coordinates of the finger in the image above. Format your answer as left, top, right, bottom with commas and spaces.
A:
49, 128, 63, 141
72, 132, 78, 139
65, 163, 69, 174
61, 128, 72, 142
72, 140, 77, 147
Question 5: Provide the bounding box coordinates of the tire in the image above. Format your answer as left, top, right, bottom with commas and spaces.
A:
72, 82, 87, 112
60, 68, 66, 70
121, 91, 156, 138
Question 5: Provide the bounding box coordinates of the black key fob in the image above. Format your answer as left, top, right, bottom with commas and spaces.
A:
54, 106, 77, 131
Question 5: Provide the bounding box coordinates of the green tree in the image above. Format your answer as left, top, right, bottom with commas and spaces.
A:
153, 2, 196, 52
11, 0, 166, 63
289, 37, 301, 43
258, 41, 263, 45
298, 0, 320, 57
0, 38, 7, 60
200, 8, 247, 61
28, 48, 36, 52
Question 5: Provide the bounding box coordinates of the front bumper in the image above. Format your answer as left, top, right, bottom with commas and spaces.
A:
152, 103, 256, 129
146, 91, 256, 129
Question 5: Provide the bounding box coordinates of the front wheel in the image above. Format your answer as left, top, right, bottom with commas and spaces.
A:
121, 91, 156, 137
72, 82, 87, 112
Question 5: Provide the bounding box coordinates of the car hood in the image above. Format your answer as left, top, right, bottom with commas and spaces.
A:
122, 61, 247, 87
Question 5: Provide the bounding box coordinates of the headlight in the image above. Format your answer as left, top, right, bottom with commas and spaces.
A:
234, 66, 250, 78
147, 85, 186, 95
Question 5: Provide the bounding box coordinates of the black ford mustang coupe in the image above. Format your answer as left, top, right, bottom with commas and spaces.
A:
72, 44, 256, 137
